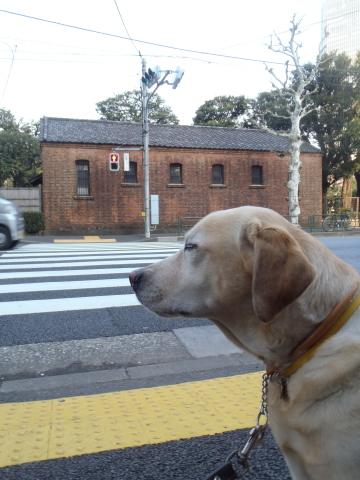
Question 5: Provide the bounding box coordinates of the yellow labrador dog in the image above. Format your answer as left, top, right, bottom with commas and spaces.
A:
129, 206, 360, 480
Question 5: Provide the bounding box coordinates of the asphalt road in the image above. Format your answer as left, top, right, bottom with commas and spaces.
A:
317, 235, 360, 273
0, 429, 291, 480
1, 236, 358, 349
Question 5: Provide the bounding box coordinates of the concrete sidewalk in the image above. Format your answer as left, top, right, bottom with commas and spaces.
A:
0, 325, 263, 402
21, 233, 184, 244
20, 229, 360, 247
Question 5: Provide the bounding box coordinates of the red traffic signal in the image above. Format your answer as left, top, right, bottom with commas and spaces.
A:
109, 152, 120, 171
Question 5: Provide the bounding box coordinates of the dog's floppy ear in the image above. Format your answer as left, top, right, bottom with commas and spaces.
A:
246, 222, 317, 323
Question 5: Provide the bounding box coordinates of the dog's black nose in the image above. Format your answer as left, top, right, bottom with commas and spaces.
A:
129, 269, 142, 289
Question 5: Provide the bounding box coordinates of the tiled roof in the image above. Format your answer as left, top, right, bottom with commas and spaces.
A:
39, 117, 321, 154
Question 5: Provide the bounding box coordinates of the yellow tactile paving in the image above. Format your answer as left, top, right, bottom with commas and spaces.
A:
53, 236, 116, 243
0, 372, 264, 468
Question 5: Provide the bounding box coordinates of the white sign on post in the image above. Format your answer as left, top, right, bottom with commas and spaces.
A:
151, 195, 159, 225
124, 153, 130, 171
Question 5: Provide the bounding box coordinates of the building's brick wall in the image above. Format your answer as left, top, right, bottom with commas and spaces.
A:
41, 143, 322, 233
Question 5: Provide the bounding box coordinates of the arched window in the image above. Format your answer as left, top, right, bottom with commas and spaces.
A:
251, 165, 263, 185
124, 162, 137, 183
76, 160, 90, 195
212, 164, 224, 184
170, 163, 182, 184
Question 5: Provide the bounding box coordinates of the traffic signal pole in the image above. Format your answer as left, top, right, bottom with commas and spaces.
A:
141, 58, 184, 238
141, 57, 151, 238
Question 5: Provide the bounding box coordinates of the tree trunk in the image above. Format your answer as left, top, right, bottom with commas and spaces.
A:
354, 171, 360, 198
342, 176, 353, 210
287, 95, 302, 225
264, 15, 324, 225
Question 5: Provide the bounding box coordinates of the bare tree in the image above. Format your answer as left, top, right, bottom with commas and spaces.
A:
264, 15, 325, 224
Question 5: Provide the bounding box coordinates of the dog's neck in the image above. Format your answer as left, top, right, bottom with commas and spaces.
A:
267, 286, 360, 377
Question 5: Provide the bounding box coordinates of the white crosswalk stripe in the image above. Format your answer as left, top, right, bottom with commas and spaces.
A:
0, 252, 179, 262
0, 278, 129, 294
0, 267, 134, 280
1, 294, 141, 315
0, 257, 167, 270
0, 241, 182, 315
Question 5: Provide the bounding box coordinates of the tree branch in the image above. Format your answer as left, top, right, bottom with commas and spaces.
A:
264, 62, 295, 95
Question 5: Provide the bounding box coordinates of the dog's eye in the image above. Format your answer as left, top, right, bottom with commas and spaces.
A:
185, 243, 197, 251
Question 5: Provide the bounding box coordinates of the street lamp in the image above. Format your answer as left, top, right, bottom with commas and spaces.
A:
141, 58, 184, 238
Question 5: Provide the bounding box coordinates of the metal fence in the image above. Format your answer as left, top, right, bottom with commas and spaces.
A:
177, 217, 203, 235
283, 214, 359, 233
323, 197, 360, 214
178, 213, 360, 235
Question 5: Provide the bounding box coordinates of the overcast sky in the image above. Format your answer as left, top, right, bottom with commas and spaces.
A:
0, 0, 325, 126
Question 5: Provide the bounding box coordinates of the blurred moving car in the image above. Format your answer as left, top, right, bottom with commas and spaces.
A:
0, 197, 25, 250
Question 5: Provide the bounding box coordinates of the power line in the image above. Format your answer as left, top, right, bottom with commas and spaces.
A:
222, 9, 360, 50
0, 42, 357, 80
0, 9, 358, 79
0, 34, 133, 55
0, 38, 252, 65
0, 9, 293, 67
0, 37, 356, 77
0, 41, 16, 106
0, 49, 137, 58
113, 0, 141, 57
0, 57, 138, 64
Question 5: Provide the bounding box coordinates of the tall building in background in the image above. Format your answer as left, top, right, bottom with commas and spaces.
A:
322, 0, 360, 59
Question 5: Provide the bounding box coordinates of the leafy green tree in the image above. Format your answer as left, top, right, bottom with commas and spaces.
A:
0, 109, 39, 136
300, 52, 360, 194
96, 89, 179, 124
19, 119, 40, 137
0, 108, 41, 187
352, 96, 360, 196
243, 91, 291, 131
0, 108, 18, 131
245, 52, 360, 196
193, 95, 248, 127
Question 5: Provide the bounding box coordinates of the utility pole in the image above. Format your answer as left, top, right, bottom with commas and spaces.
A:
140, 59, 184, 238
141, 57, 151, 238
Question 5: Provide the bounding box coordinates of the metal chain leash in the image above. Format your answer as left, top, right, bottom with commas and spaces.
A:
258, 372, 270, 425
204, 373, 271, 480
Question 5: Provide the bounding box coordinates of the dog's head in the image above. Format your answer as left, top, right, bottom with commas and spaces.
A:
130, 207, 317, 326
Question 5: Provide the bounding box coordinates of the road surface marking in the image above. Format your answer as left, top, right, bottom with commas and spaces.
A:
0, 372, 263, 468
0, 294, 140, 315
54, 236, 116, 243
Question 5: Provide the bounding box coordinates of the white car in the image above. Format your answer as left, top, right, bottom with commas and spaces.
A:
0, 198, 25, 250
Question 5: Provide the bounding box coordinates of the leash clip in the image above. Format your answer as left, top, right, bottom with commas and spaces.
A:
213, 423, 266, 480
202, 373, 270, 480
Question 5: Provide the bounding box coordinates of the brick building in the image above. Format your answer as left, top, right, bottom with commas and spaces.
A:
39, 117, 322, 234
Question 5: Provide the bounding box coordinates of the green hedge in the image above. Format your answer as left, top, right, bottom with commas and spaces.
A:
23, 211, 44, 233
